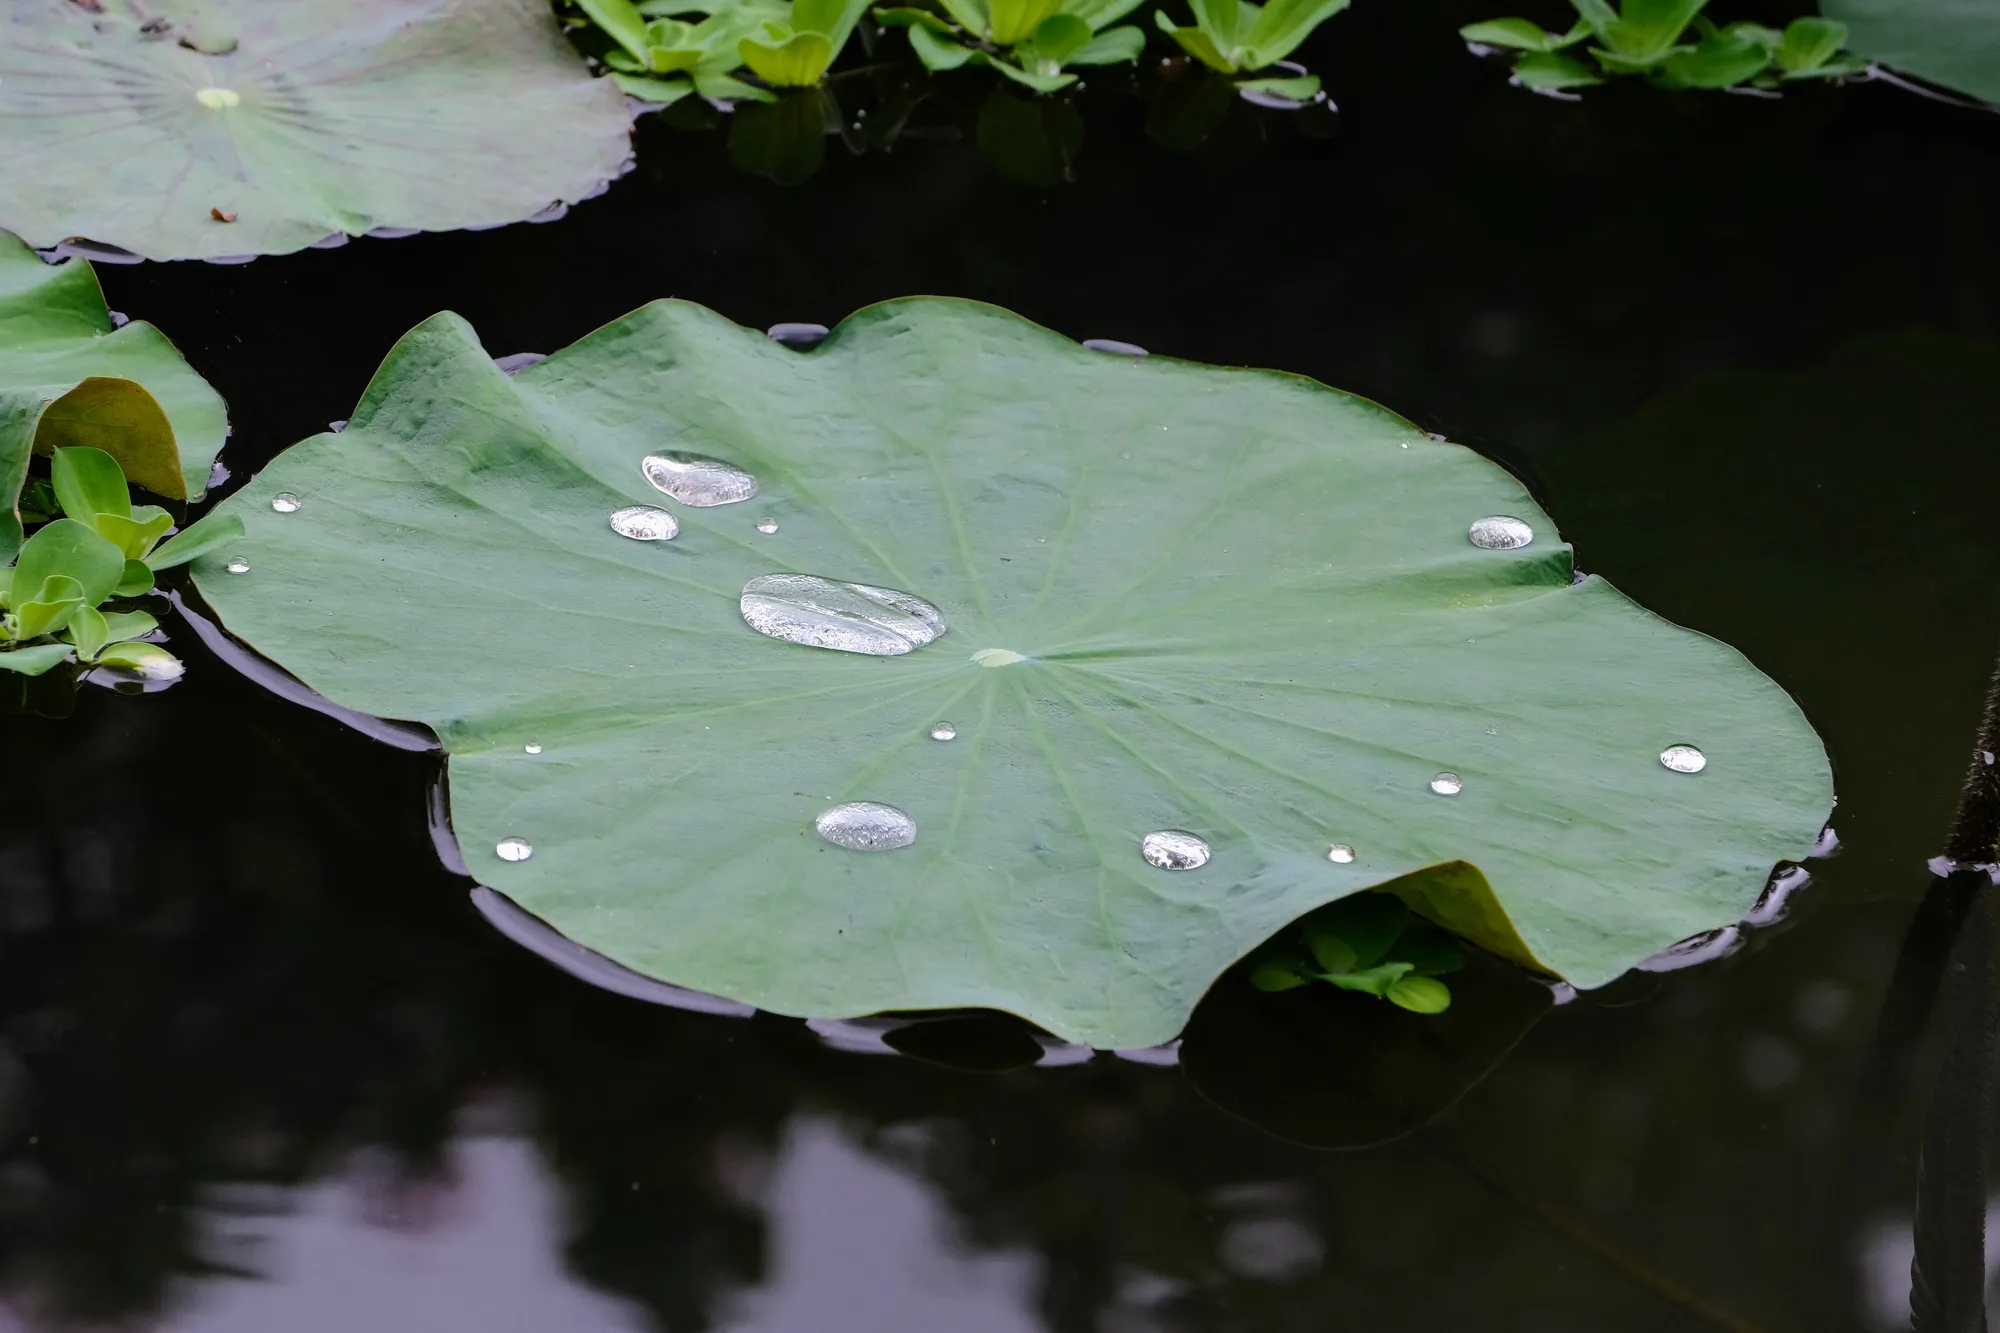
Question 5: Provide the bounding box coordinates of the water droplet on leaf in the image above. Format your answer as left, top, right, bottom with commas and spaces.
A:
194, 87, 241, 109
225, 558, 250, 574
1468, 516, 1534, 549
1327, 843, 1356, 864
271, 492, 300, 514
496, 837, 534, 862
609, 505, 680, 542
756, 517, 779, 534
740, 574, 946, 656
929, 723, 956, 741
971, 648, 1025, 668
815, 802, 917, 851
524, 743, 543, 755
1660, 744, 1707, 774
642, 453, 758, 507
1141, 830, 1210, 870
1430, 772, 1464, 796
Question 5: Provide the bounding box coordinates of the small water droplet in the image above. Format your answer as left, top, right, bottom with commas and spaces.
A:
609, 505, 679, 542
1430, 772, 1464, 796
815, 802, 917, 851
1082, 338, 1148, 357
1660, 744, 1707, 774
495, 837, 534, 862
1141, 830, 1210, 870
524, 743, 543, 755
270, 492, 300, 514
225, 558, 250, 574
1468, 515, 1534, 550
756, 516, 779, 534
768, 322, 830, 350
195, 87, 241, 109
1327, 843, 1356, 864
971, 648, 1025, 668
642, 453, 758, 507
740, 573, 946, 656
929, 723, 956, 741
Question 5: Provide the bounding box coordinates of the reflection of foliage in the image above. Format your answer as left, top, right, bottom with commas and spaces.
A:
1462, 1, 1864, 96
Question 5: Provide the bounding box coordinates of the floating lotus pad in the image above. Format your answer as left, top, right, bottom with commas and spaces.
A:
0, 0, 632, 262
1822, 0, 2000, 103
1, 232, 228, 557
188, 297, 1832, 1048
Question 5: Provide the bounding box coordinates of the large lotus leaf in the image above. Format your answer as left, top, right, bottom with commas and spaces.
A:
1821, 0, 1999, 102
1, 232, 228, 557
186, 298, 1832, 1048
0, 0, 632, 262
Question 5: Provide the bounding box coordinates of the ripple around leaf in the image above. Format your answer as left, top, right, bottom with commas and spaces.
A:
0, 0, 632, 261
187, 297, 1833, 1048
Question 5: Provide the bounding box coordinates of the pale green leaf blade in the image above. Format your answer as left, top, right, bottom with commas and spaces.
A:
66, 604, 109, 661
51, 446, 131, 526
144, 512, 245, 572
0, 642, 73, 676
188, 299, 1833, 1049
14, 518, 124, 608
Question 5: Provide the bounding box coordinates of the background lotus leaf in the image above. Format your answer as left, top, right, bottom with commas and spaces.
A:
1, 232, 227, 558
0, 0, 633, 262
187, 298, 1832, 1048
1821, 0, 2000, 103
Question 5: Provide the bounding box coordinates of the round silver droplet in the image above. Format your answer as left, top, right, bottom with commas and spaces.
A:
495, 837, 534, 862
815, 801, 917, 851
641, 452, 758, 507
740, 573, 947, 657
524, 743, 543, 755
1468, 515, 1534, 550
1141, 830, 1210, 870
1660, 744, 1707, 774
929, 723, 956, 741
1430, 772, 1464, 796
756, 517, 779, 534
609, 505, 679, 542
225, 558, 250, 574
1327, 843, 1356, 864
270, 492, 300, 514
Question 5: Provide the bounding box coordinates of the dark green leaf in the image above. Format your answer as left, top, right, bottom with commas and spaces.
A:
51, 446, 131, 526
0, 643, 72, 676
1514, 50, 1606, 87
15, 518, 123, 608
1304, 892, 1409, 970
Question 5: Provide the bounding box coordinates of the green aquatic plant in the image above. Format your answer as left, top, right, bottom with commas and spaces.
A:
577, 0, 784, 101
739, 0, 877, 85
183, 297, 1829, 1048
0, 0, 630, 261
1248, 891, 1466, 1014
876, 0, 1147, 93
1153, 0, 1351, 102
1462, 1, 1865, 94
0, 448, 239, 679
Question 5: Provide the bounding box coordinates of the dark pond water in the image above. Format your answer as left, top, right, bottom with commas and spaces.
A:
5, 1, 2000, 1328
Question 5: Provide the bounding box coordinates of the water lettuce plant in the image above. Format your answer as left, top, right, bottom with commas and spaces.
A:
877, 0, 1148, 92
1248, 891, 1465, 1014
0, 447, 239, 679
185, 297, 1830, 1048
1462, 1, 1864, 94
1153, 0, 1350, 102
0, 0, 631, 261
2, 233, 228, 557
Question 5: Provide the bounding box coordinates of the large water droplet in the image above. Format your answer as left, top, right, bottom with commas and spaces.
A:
756, 517, 779, 534
1429, 772, 1464, 796
195, 87, 241, 109
1468, 515, 1534, 550
1141, 830, 1210, 870
971, 648, 1025, 668
642, 453, 758, 507
271, 492, 300, 514
495, 837, 534, 862
929, 723, 956, 741
815, 802, 917, 851
1327, 843, 1356, 864
768, 322, 829, 350
1660, 744, 1707, 774
609, 505, 679, 542
740, 574, 946, 656
225, 558, 250, 575
524, 743, 543, 755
